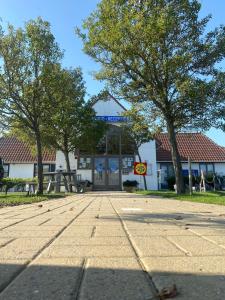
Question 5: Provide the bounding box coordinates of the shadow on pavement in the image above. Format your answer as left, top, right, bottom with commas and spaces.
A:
0, 262, 224, 299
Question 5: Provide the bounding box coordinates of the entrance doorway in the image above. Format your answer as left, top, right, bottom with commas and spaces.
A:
93, 157, 121, 190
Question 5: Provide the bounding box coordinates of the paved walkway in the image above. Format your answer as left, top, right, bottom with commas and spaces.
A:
0, 192, 225, 299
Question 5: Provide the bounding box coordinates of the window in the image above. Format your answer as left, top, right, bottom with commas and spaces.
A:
34, 164, 55, 177
160, 163, 175, 189
122, 156, 134, 174
78, 124, 136, 156
199, 163, 214, 174
78, 157, 92, 169
3, 164, 9, 177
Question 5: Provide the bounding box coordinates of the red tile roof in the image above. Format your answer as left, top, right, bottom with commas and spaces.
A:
0, 137, 56, 163
156, 133, 225, 162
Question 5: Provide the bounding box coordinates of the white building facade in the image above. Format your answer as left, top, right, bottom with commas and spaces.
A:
56, 96, 158, 190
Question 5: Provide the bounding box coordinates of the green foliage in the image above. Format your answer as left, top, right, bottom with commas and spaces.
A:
41, 67, 107, 170
0, 192, 66, 207
0, 177, 36, 194
123, 180, 139, 187
136, 190, 225, 206
78, 0, 225, 194
0, 17, 63, 194
79, 0, 225, 132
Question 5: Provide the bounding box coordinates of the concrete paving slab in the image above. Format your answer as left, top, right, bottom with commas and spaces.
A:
0, 238, 13, 247
0, 192, 225, 299
53, 237, 130, 246
42, 245, 135, 258
0, 230, 60, 238
79, 258, 155, 300
132, 236, 186, 257
143, 256, 225, 274
0, 258, 83, 300
0, 259, 28, 291
7, 238, 51, 250
167, 236, 225, 256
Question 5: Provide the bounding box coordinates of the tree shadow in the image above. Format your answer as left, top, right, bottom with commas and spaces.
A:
99, 211, 225, 229
0, 261, 225, 299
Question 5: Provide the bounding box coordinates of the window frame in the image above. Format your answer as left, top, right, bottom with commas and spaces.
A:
33, 164, 56, 177
77, 156, 93, 170
199, 163, 215, 174
3, 164, 10, 178
121, 155, 135, 175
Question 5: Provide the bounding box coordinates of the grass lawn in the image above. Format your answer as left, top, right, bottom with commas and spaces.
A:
136, 190, 225, 206
0, 192, 67, 207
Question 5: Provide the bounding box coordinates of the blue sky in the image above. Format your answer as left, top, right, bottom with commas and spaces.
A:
1, 0, 225, 146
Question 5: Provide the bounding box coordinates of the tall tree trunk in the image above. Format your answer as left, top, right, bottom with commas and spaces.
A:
137, 151, 147, 191
35, 129, 43, 195
166, 121, 185, 194
63, 150, 72, 192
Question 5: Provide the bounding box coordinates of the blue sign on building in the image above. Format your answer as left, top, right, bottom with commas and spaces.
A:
95, 116, 128, 122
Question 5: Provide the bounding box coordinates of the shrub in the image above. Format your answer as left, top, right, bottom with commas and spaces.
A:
123, 180, 139, 187
0, 178, 37, 194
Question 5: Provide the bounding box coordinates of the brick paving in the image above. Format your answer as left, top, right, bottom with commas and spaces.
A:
0, 192, 225, 299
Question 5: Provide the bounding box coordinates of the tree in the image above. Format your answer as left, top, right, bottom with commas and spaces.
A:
42, 66, 107, 182
0, 18, 62, 194
78, 0, 225, 194
123, 105, 157, 190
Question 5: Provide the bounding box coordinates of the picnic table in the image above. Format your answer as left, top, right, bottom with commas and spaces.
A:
43, 171, 86, 193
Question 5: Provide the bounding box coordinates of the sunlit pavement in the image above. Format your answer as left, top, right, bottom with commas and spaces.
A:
0, 192, 225, 299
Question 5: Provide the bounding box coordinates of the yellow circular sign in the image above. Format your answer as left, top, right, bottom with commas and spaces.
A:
135, 163, 147, 175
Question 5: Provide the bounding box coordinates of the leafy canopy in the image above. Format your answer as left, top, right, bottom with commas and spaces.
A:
78, 0, 225, 131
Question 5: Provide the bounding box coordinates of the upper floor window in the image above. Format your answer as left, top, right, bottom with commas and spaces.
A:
79, 124, 136, 156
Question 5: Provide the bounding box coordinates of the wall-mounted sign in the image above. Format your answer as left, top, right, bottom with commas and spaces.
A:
96, 116, 128, 122
134, 162, 147, 176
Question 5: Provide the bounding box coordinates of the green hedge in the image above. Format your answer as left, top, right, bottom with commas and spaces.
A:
0, 178, 37, 194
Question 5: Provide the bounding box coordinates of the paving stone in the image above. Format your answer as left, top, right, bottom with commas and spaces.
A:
0, 259, 28, 291
151, 273, 225, 300
189, 227, 225, 236
6, 238, 51, 250
0, 230, 60, 238
79, 258, 155, 300
5, 225, 62, 231
0, 258, 83, 300
0, 192, 225, 300
0, 246, 39, 259
0, 238, 13, 247
95, 227, 126, 237
133, 236, 185, 257
205, 235, 225, 246
53, 237, 130, 246
143, 256, 225, 274
167, 236, 225, 256
42, 245, 135, 258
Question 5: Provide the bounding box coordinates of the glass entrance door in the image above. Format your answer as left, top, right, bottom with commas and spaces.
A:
108, 157, 120, 188
94, 157, 106, 188
93, 157, 121, 190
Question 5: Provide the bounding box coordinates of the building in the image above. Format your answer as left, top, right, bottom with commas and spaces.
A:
0, 97, 225, 190
0, 137, 56, 179
156, 133, 225, 189
56, 95, 158, 190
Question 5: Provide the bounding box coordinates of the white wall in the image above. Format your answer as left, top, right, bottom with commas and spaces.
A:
77, 170, 92, 182
9, 164, 34, 178
93, 98, 125, 116
55, 151, 76, 170
122, 141, 158, 190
